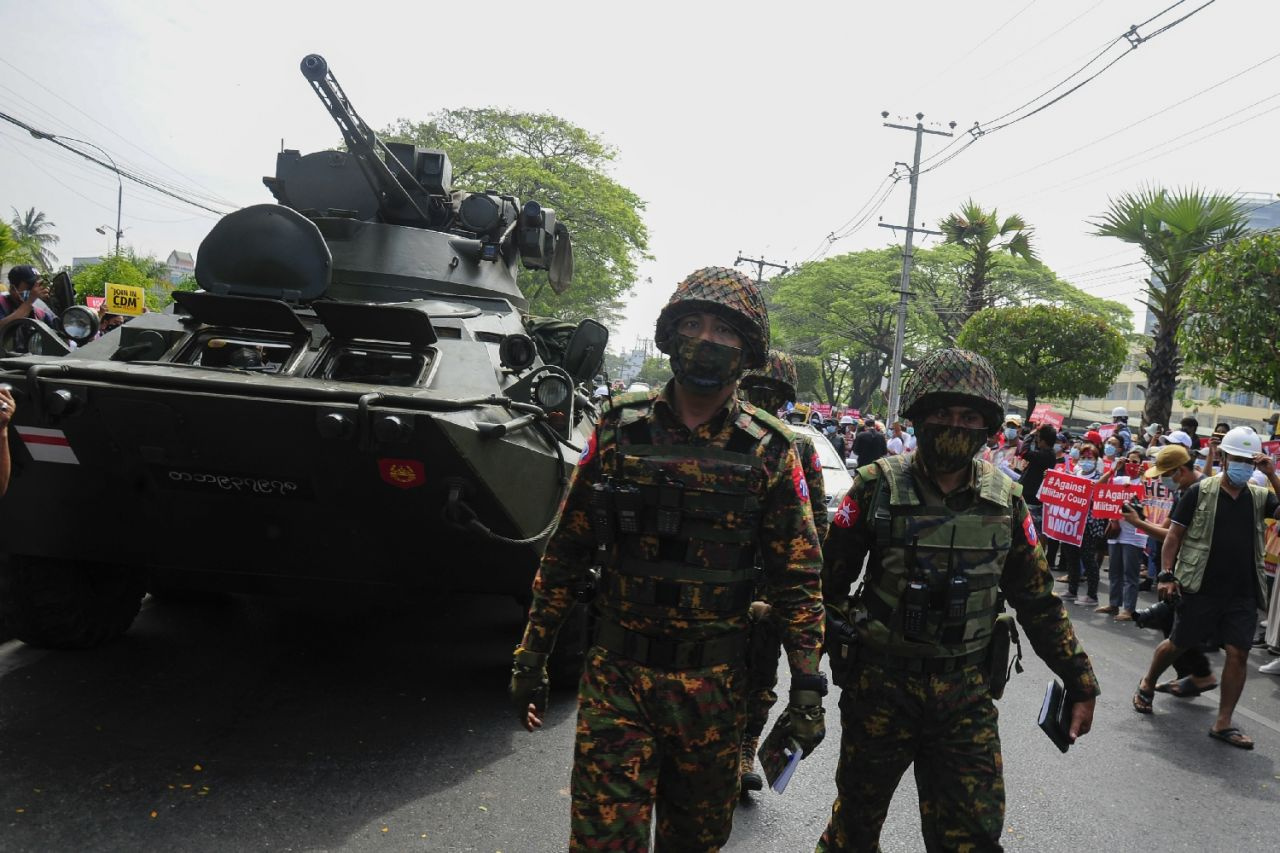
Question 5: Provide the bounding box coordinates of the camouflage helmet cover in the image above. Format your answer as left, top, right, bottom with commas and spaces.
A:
741, 349, 798, 398
900, 347, 1003, 431
654, 266, 769, 369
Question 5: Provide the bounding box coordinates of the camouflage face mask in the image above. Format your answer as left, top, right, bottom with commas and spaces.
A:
741, 383, 787, 413
670, 333, 743, 394
916, 423, 988, 475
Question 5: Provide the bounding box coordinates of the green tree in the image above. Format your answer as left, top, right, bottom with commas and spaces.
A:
1181, 230, 1280, 403
0, 221, 25, 267
939, 199, 1035, 320
9, 207, 60, 271
792, 355, 823, 403
911, 243, 1131, 345
770, 245, 1128, 407
1091, 186, 1247, 429
956, 305, 1127, 416
634, 355, 672, 387
383, 110, 649, 324
72, 255, 158, 309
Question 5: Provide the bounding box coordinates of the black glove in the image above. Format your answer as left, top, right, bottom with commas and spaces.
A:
784, 674, 828, 757
508, 647, 549, 725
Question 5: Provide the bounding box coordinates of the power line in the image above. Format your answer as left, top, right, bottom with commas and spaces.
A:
0, 109, 233, 216
0, 55, 237, 209
916, 0, 1220, 175
952, 48, 1280, 201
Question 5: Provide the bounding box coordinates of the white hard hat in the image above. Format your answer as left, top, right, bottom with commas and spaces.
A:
1165, 430, 1193, 449
1219, 426, 1262, 458
1112, 406, 1128, 419
839, 414, 854, 425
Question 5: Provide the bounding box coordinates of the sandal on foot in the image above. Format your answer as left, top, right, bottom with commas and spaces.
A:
1208, 727, 1254, 750
1132, 683, 1154, 714
1164, 676, 1218, 698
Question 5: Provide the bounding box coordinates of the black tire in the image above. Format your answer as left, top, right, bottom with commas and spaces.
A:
548, 602, 589, 689
0, 557, 145, 649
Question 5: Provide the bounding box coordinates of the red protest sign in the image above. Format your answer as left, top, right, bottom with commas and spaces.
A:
1039, 470, 1096, 546
814, 404, 832, 418
1030, 403, 1064, 428
86, 296, 105, 310
1098, 424, 1116, 441
1092, 483, 1144, 520
1264, 440, 1280, 461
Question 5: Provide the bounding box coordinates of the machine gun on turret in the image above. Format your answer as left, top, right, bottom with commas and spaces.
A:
263, 53, 572, 296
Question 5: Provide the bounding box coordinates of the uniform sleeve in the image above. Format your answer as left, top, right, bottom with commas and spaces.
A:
519, 425, 602, 654
1002, 494, 1100, 700
798, 437, 829, 542
758, 440, 825, 678
821, 472, 877, 616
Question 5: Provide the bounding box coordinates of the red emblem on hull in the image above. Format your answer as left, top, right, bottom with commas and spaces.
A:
378, 458, 425, 489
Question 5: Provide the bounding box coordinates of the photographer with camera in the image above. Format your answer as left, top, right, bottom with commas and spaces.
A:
1131, 428, 1280, 750
0, 265, 57, 334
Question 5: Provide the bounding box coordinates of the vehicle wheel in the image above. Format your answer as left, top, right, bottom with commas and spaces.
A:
547, 602, 589, 689
0, 557, 145, 649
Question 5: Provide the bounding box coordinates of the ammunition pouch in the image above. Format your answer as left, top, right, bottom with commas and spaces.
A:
593, 618, 747, 670
986, 613, 1024, 700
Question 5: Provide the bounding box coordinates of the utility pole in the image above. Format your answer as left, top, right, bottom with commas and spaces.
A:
734, 252, 789, 287
879, 112, 952, 426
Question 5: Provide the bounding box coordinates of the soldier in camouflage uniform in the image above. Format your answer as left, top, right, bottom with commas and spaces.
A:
510, 267, 826, 852
818, 348, 1099, 853
737, 350, 829, 795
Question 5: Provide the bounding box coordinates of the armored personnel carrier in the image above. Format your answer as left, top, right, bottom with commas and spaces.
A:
0, 54, 606, 651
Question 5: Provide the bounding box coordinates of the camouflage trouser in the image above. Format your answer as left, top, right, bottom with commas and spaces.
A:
816, 663, 1004, 853
744, 606, 782, 739
570, 647, 747, 852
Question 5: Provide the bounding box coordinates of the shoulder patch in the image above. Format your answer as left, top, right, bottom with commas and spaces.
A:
833, 492, 860, 528
1022, 511, 1038, 547
578, 430, 598, 466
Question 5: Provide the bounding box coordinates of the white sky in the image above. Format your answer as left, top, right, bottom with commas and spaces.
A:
2, 0, 1276, 353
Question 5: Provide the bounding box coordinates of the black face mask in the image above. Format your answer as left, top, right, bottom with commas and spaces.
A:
916, 423, 989, 475
669, 333, 743, 394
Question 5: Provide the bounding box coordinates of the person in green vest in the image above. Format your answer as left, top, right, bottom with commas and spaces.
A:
818, 347, 1099, 853
1133, 426, 1280, 750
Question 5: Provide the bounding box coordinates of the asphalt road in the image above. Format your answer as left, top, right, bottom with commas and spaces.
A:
1, 577, 1278, 852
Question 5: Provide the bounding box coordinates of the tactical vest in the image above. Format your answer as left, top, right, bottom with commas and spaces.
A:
1173, 475, 1270, 601
857, 455, 1016, 660
596, 400, 775, 624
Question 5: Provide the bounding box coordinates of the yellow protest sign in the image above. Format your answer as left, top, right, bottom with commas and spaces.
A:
105, 282, 146, 316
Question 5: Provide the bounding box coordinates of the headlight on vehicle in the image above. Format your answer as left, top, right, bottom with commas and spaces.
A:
533, 373, 570, 409
61, 305, 100, 344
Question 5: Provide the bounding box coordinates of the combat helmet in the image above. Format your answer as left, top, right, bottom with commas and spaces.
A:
741, 349, 798, 398
900, 347, 1002, 432
654, 266, 769, 370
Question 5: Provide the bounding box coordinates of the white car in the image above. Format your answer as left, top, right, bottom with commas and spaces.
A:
791, 423, 855, 525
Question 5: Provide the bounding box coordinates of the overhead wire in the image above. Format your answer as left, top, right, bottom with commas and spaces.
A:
0, 55, 238, 209
914, 0, 1220, 176
0, 108, 234, 216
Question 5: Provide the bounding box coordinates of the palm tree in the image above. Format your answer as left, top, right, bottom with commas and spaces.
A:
939, 199, 1036, 321
9, 207, 60, 271
1091, 186, 1246, 430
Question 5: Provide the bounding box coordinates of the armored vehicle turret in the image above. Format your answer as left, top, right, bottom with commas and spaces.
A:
0, 55, 606, 652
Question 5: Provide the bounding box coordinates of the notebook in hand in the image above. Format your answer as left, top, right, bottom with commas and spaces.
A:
758, 715, 804, 793
1038, 679, 1075, 753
